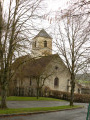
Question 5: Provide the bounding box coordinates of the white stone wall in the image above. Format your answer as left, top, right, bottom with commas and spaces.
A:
15, 56, 80, 95
43, 56, 71, 92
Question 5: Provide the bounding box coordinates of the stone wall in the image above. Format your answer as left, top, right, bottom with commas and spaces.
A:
32, 37, 52, 57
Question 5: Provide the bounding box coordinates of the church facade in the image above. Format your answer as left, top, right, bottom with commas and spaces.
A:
11, 29, 80, 96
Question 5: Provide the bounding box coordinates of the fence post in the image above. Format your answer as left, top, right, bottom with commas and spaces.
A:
86, 103, 90, 120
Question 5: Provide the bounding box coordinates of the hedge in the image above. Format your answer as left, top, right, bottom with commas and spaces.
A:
48, 90, 90, 103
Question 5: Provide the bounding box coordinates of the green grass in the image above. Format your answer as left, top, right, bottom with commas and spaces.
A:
0, 96, 65, 101
77, 80, 90, 84
0, 105, 82, 115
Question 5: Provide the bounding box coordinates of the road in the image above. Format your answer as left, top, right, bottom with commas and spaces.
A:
6, 101, 68, 108
0, 103, 88, 120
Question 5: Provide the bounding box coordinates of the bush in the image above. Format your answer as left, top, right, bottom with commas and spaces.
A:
49, 90, 90, 103
74, 93, 90, 103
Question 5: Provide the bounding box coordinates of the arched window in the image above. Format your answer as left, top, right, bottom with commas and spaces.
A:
54, 77, 59, 87
44, 41, 47, 47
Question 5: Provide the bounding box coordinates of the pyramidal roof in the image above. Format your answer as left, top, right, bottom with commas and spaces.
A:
34, 29, 52, 39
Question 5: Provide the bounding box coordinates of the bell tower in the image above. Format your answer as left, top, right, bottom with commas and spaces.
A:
31, 29, 52, 57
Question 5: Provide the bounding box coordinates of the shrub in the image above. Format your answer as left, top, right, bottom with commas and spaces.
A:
49, 90, 90, 103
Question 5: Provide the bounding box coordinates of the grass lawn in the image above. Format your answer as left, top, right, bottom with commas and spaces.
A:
0, 105, 82, 115
77, 80, 90, 84
0, 96, 65, 101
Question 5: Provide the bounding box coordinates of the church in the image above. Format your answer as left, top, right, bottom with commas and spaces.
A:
11, 29, 80, 96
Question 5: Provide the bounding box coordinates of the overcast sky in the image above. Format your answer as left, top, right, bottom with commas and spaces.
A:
3, 0, 70, 12
47, 0, 70, 12
37, 0, 71, 31
3, 0, 71, 38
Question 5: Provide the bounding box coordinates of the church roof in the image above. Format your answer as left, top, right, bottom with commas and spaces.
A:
23, 54, 59, 77
34, 29, 52, 39
14, 54, 60, 77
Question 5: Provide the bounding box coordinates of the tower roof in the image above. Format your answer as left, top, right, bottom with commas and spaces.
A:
34, 29, 52, 39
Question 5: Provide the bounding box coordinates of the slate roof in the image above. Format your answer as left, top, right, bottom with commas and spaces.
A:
34, 29, 52, 39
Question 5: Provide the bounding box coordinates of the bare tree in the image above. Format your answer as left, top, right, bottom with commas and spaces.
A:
34, 72, 53, 99
12, 54, 55, 99
68, 0, 90, 16
53, 12, 90, 106
23, 56, 55, 99
0, 0, 44, 109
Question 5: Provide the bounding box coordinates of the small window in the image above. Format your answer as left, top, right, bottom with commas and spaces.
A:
35, 41, 36, 47
44, 41, 47, 47
78, 88, 80, 94
55, 66, 58, 70
54, 77, 59, 87
30, 78, 32, 86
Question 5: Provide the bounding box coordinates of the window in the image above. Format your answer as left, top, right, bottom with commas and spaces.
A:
44, 41, 47, 47
54, 77, 59, 87
55, 66, 58, 70
78, 88, 80, 94
67, 79, 70, 86
30, 78, 32, 86
35, 41, 36, 47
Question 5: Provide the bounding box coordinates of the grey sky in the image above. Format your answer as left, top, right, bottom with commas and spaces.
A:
47, 0, 70, 12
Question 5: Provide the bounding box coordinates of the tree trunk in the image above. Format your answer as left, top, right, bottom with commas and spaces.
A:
1, 85, 7, 109
70, 73, 75, 106
36, 77, 40, 99
37, 88, 39, 99
39, 88, 42, 97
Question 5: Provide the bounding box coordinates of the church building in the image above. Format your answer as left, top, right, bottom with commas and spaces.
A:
11, 29, 80, 96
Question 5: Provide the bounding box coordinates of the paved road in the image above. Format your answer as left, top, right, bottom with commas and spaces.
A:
6, 101, 68, 108
0, 107, 87, 120
0, 102, 88, 120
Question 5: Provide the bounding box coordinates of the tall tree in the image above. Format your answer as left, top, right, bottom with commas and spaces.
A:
54, 12, 90, 106
0, 0, 44, 109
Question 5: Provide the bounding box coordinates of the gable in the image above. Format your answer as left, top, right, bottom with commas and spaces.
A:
44, 54, 70, 75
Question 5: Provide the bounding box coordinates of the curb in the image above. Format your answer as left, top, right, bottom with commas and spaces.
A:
0, 106, 84, 118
